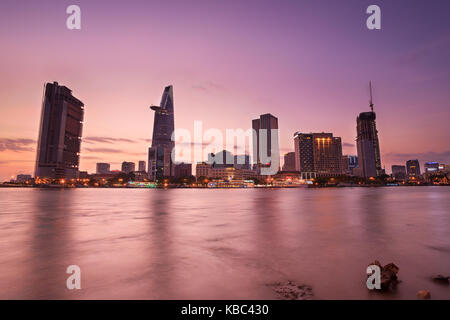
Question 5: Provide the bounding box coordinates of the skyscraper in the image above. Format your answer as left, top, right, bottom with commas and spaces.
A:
294, 132, 343, 178
252, 113, 279, 170
356, 82, 382, 178
35, 82, 84, 179
148, 85, 175, 181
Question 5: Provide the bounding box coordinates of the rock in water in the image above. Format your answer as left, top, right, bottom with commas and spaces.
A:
417, 290, 431, 299
267, 281, 313, 300
368, 260, 400, 291
431, 274, 450, 284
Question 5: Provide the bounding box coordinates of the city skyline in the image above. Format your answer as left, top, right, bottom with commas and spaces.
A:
1, 0, 450, 181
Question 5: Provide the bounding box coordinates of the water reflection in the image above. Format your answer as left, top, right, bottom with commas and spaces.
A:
0, 187, 449, 299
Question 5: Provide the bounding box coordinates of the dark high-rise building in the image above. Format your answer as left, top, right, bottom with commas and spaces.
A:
294, 132, 343, 178
252, 113, 279, 168
96, 162, 110, 174
148, 86, 175, 181
356, 82, 382, 178
406, 159, 421, 178
35, 82, 84, 179
282, 152, 296, 171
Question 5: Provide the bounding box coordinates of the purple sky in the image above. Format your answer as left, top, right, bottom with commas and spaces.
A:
0, 0, 449, 180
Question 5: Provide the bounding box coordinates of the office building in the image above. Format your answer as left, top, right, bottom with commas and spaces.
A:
391, 165, 407, 181
424, 162, 440, 173
252, 113, 279, 168
138, 160, 146, 172
234, 154, 251, 170
35, 82, 84, 179
282, 152, 296, 171
96, 163, 110, 174
294, 132, 343, 178
207, 150, 234, 168
148, 85, 175, 181
121, 161, 135, 174
406, 159, 421, 178
196, 162, 211, 178
174, 162, 192, 179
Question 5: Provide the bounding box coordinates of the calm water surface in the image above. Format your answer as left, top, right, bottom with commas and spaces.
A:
0, 187, 449, 299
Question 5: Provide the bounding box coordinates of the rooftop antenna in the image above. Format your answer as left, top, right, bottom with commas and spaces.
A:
369, 81, 374, 112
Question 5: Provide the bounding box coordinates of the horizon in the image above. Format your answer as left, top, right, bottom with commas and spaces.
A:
1, 0, 450, 181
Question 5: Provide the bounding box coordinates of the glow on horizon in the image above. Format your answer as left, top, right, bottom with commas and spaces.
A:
0, 0, 450, 180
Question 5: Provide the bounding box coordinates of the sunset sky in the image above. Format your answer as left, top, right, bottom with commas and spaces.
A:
1, 0, 449, 181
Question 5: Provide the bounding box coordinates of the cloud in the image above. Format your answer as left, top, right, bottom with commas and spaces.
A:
383, 150, 450, 165
192, 81, 224, 92
84, 147, 122, 153
343, 142, 355, 148
83, 147, 146, 156
84, 136, 139, 144
0, 138, 36, 152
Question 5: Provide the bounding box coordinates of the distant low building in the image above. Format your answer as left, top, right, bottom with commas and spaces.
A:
406, 159, 421, 179
138, 160, 146, 172
121, 162, 135, 174
424, 162, 439, 173
207, 150, 234, 168
282, 152, 296, 171
96, 163, 110, 174
234, 154, 251, 170
174, 162, 192, 179
16, 174, 32, 183
196, 162, 211, 178
391, 165, 406, 181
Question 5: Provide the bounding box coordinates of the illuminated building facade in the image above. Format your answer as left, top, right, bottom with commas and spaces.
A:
406, 159, 421, 178
35, 82, 84, 179
294, 132, 343, 178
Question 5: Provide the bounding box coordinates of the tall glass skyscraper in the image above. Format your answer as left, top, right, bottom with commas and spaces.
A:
35, 82, 84, 179
148, 85, 175, 181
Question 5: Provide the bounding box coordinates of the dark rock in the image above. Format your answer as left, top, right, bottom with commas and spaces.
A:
431, 274, 450, 284
417, 290, 431, 299
267, 281, 313, 300
368, 260, 400, 291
